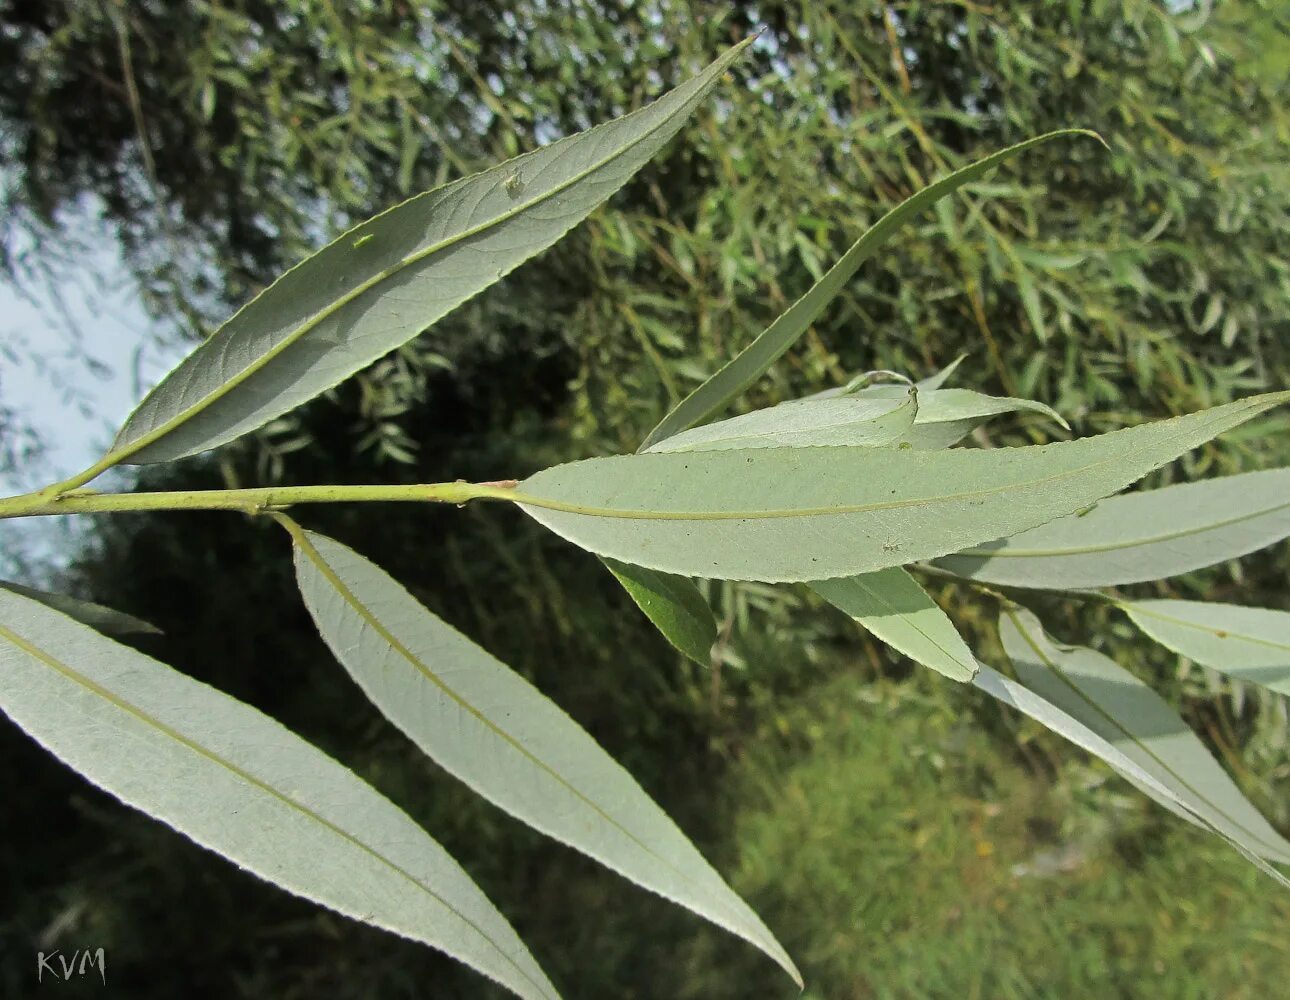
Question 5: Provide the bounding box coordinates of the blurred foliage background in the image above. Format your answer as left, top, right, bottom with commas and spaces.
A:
2, 0, 1289, 996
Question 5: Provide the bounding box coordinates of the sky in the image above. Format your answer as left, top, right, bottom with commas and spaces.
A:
1, 202, 186, 576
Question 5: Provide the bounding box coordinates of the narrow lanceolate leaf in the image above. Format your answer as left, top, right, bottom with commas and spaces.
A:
287, 527, 800, 986
815, 381, 1068, 449
0, 588, 556, 1000
644, 388, 916, 453
937, 468, 1290, 588
517, 391, 1290, 583
878, 386, 1068, 449
999, 607, 1290, 870
1122, 600, 1290, 697
0, 580, 160, 635
972, 663, 1290, 890
900, 387, 1067, 431
602, 558, 717, 665
810, 568, 976, 681
106, 39, 754, 466
639, 129, 1099, 450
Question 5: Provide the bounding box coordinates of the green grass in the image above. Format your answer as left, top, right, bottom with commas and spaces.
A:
673, 668, 1290, 999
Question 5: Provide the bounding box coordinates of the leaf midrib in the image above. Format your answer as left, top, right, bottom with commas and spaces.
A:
817, 572, 976, 680
291, 529, 769, 949
524, 397, 1284, 522
1125, 603, 1290, 657
955, 496, 1290, 559
1005, 609, 1290, 861
110, 44, 744, 464
0, 620, 552, 1000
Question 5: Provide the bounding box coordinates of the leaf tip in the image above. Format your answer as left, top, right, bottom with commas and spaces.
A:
1077, 128, 1111, 151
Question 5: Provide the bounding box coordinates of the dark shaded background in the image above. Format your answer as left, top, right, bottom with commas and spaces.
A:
2, 1, 1288, 996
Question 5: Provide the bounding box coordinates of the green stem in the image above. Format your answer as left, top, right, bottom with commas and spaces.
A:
13, 453, 123, 504
0, 482, 518, 520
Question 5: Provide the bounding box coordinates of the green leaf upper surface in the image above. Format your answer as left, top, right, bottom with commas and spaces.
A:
999, 607, 1290, 870
638, 130, 1098, 451
602, 558, 717, 665
107, 38, 753, 466
288, 527, 800, 986
0, 580, 160, 635
517, 391, 1290, 583
972, 662, 1290, 889
938, 468, 1290, 588
1123, 599, 1290, 696
0, 588, 556, 1000
644, 388, 917, 453
810, 568, 977, 681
